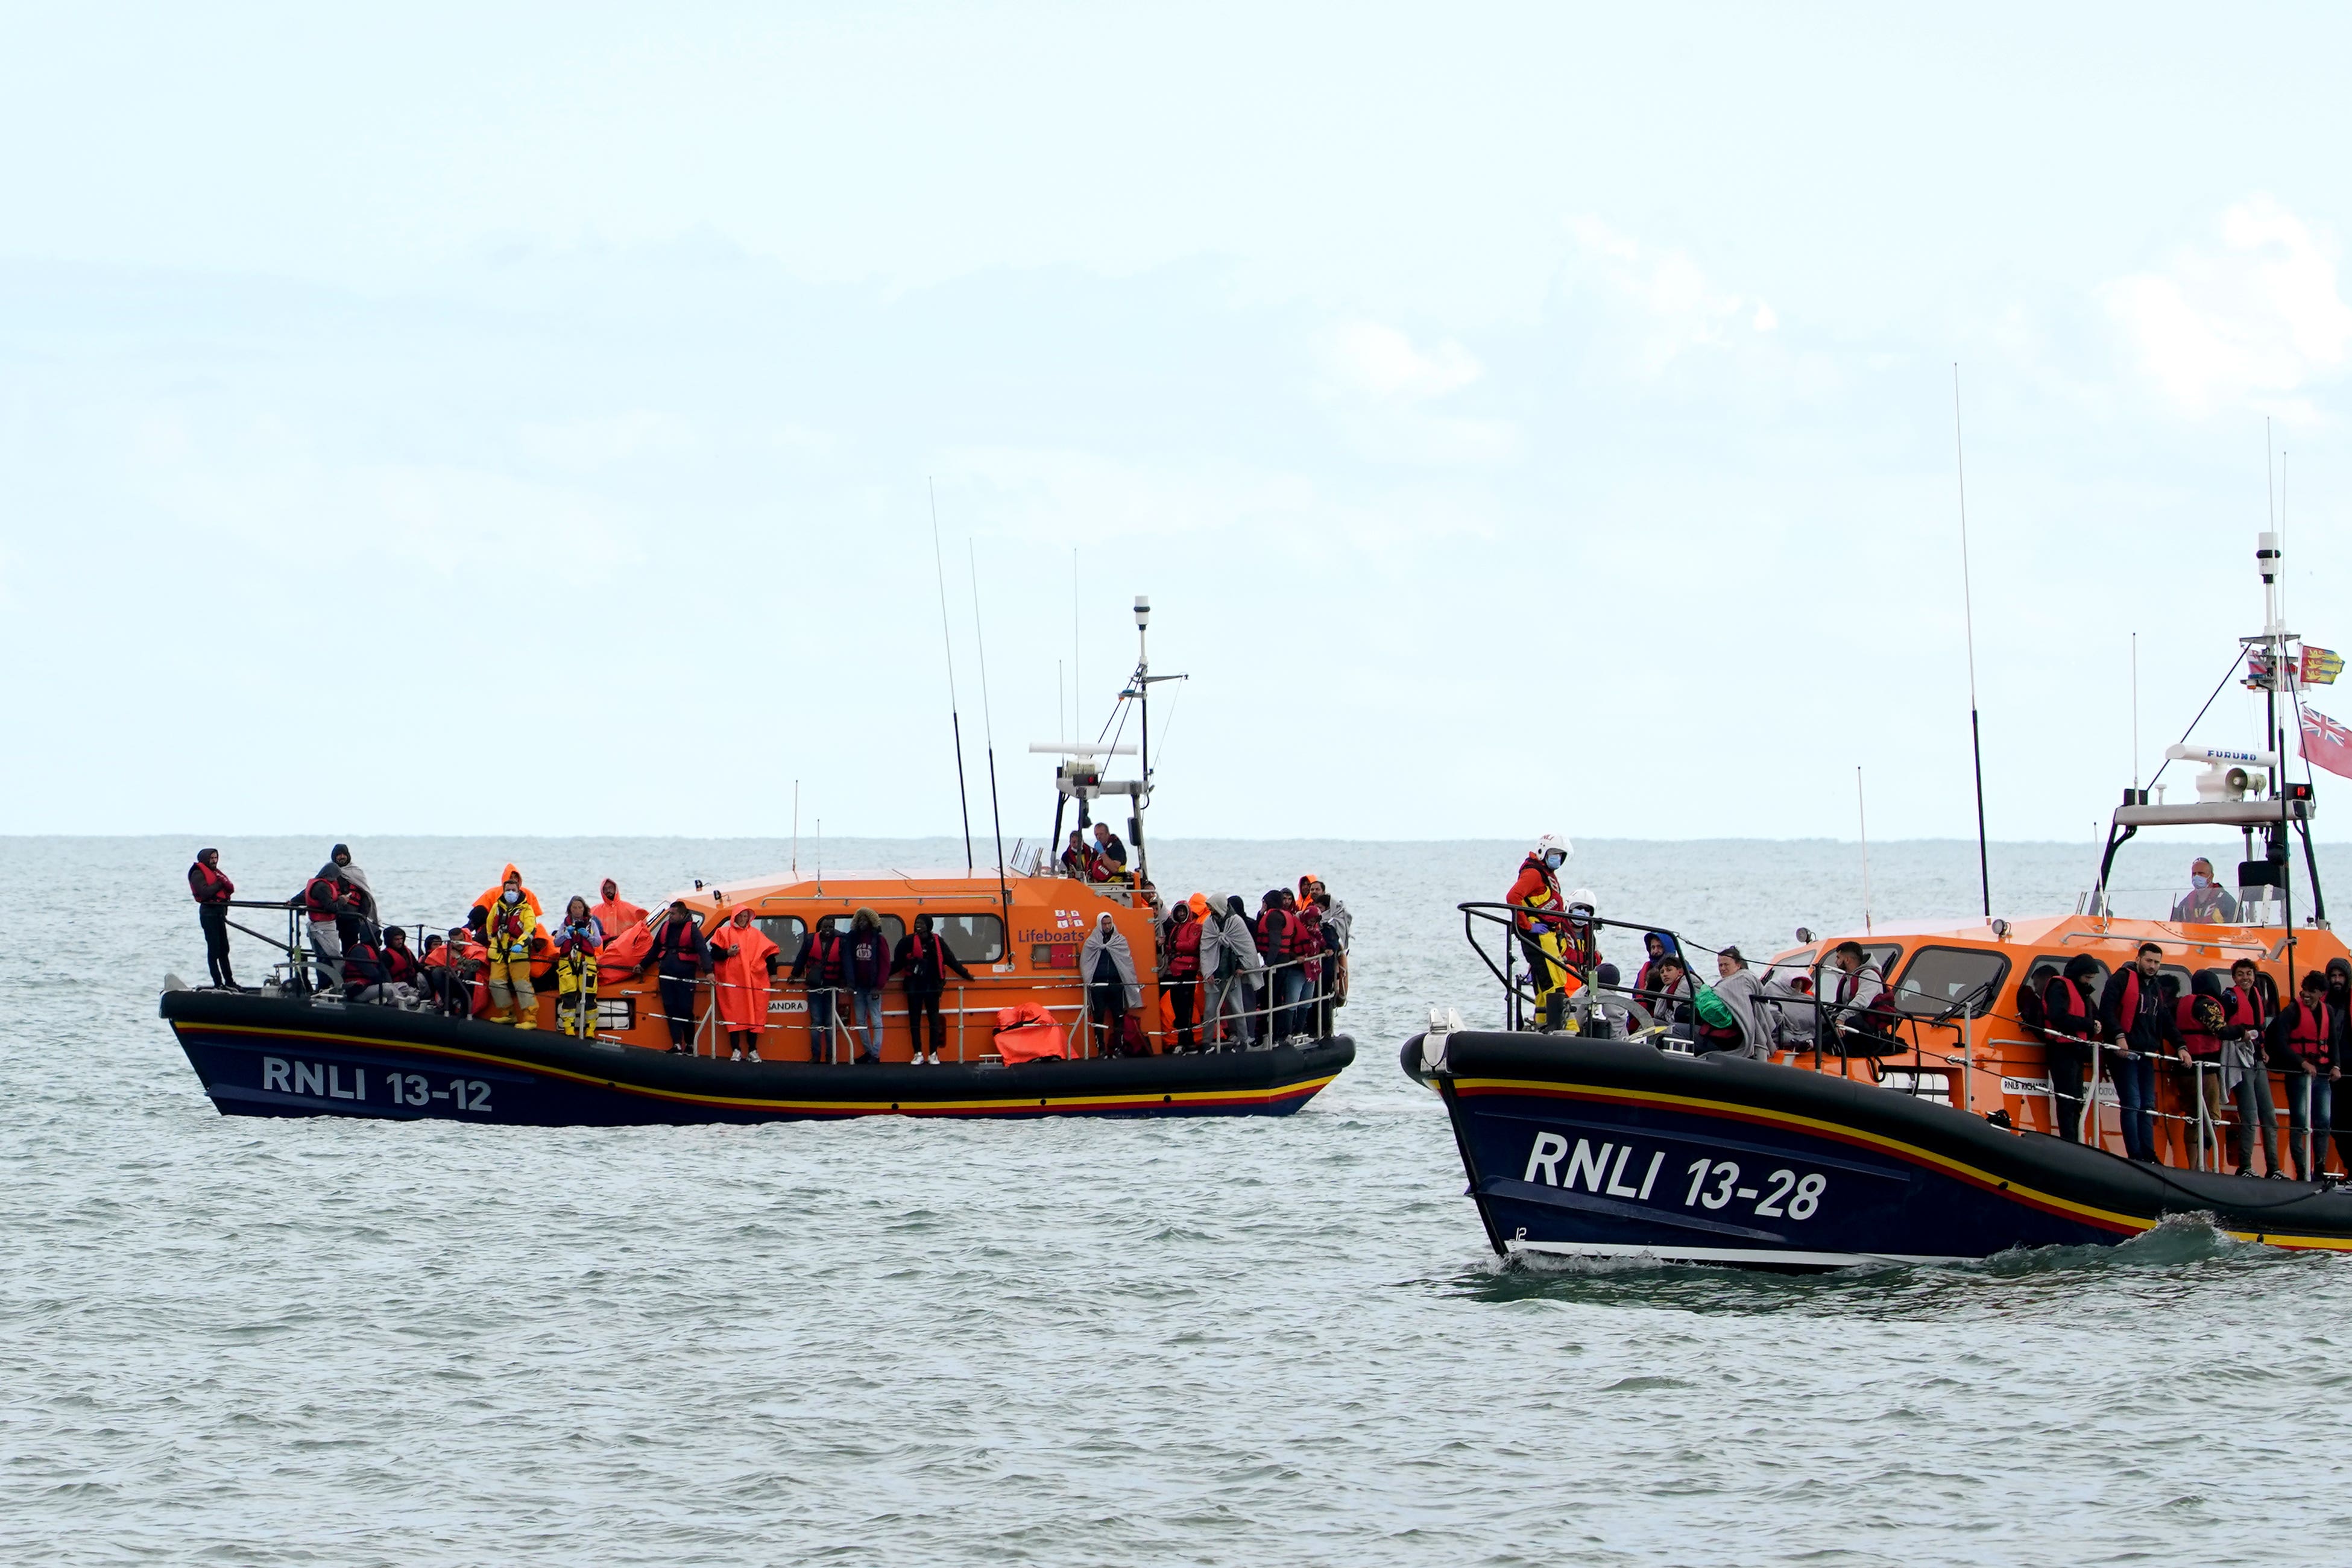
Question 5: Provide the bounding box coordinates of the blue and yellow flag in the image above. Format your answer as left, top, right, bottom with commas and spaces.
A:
2303, 646, 2344, 686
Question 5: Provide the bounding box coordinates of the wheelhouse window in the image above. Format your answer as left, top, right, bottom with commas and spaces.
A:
1892, 947, 2011, 1016
812, 913, 907, 948
755, 915, 809, 960
1812, 943, 1903, 989
932, 913, 1006, 964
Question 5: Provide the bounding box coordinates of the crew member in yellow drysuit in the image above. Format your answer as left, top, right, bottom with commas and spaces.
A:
485, 871, 540, 1027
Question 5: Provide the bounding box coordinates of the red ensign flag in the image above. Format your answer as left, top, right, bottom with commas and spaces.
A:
2301, 707, 2352, 780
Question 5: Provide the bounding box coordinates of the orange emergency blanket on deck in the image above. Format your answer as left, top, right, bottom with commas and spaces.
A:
472, 864, 543, 919
599, 921, 655, 975
994, 1003, 1067, 1064
709, 917, 779, 1033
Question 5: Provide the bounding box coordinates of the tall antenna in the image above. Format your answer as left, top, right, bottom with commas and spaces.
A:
2131, 632, 2139, 790
1072, 547, 1082, 737
1857, 766, 1873, 936
929, 479, 976, 872
969, 540, 1011, 910
1952, 364, 1991, 920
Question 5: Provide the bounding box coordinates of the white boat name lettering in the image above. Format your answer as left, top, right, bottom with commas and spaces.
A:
262, 1056, 493, 1115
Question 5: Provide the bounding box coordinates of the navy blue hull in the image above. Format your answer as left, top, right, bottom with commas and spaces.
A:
1404, 1031, 2352, 1268
158, 990, 1351, 1126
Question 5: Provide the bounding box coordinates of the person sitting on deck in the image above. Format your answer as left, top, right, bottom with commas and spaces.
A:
552, 896, 604, 1039
484, 873, 540, 1028
1697, 948, 1775, 1059
649, 901, 709, 1054
1059, 831, 1088, 878
383, 927, 423, 993
2171, 858, 2241, 925
842, 908, 893, 1063
423, 925, 485, 1016
342, 927, 393, 1004
894, 913, 976, 1065
2271, 971, 2338, 1181
2039, 956, 2103, 1142
2099, 943, 2180, 1165
1080, 912, 1143, 1056
1641, 953, 1697, 1041
707, 905, 781, 1063
1824, 942, 1895, 1056
790, 918, 848, 1062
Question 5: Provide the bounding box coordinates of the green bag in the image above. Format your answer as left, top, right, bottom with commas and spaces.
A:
1693, 986, 1738, 1030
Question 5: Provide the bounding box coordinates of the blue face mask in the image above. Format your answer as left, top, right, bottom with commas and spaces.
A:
1545, 852, 1565, 871
2192, 874, 2211, 889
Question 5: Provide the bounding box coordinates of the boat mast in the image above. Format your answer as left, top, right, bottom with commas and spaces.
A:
1952, 365, 1991, 920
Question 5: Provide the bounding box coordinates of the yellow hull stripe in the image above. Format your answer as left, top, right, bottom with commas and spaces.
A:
180, 1019, 1334, 1114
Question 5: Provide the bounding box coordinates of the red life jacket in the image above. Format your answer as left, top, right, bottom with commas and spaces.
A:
802, 929, 845, 987
1258, 907, 1293, 962
189, 861, 233, 905
2223, 984, 2268, 1034
2042, 975, 2093, 1038
385, 944, 421, 985
2280, 999, 2332, 1069
2175, 995, 2221, 1060
303, 874, 341, 921
1169, 919, 1202, 978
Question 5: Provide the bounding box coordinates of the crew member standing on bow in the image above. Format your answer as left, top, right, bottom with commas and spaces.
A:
2098, 943, 2180, 1164
893, 913, 975, 1065
188, 849, 239, 989
1507, 834, 1572, 1018
484, 872, 540, 1027
707, 905, 780, 1063
648, 901, 708, 1053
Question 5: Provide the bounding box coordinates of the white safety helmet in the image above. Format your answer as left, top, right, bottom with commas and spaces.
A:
1533, 832, 1571, 871
1567, 888, 1597, 918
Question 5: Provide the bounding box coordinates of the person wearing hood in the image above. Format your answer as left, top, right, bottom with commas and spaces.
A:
842, 908, 892, 1063
328, 844, 376, 951
707, 904, 780, 1062
188, 848, 239, 989
1079, 912, 1142, 1056
1199, 895, 1264, 1050
2177, 969, 2230, 1170
471, 864, 543, 922
1161, 898, 1203, 1053
2040, 955, 2104, 1142
590, 880, 648, 944
648, 901, 710, 1053
484, 870, 540, 1027
1633, 933, 1680, 1007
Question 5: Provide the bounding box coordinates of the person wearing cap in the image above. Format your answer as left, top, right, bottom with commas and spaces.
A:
1161, 897, 1203, 1051
2170, 858, 2240, 924
188, 848, 239, 990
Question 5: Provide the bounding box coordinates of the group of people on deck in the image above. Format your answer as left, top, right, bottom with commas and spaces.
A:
2034, 942, 2350, 1179
188, 846, 1342, 1065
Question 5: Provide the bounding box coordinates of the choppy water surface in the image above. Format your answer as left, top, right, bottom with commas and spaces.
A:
8, 835, 2352, 1566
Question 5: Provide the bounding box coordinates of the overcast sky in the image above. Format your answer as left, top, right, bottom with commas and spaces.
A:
5, 4, 2350, 844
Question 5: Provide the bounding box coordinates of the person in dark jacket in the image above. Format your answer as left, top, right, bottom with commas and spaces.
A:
2330, 959, 2352, 1178
842, 908, 892, 1063
342, 930, 391, 1004
2271, 970, 2338, 1180
188, 848, 239, 989
1089, 822, 1130, 882
2177, 970, 2230, 1170
892, 913, 976, 1065
1257, 890, 1304, 1041
648, 901, 708, 1053
2098, 943, 2179, 1163
2040, 956, 2104, 1142
790, 918, 847, 1062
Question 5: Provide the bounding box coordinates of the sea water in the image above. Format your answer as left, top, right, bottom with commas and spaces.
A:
7, 834, 2352, 1566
